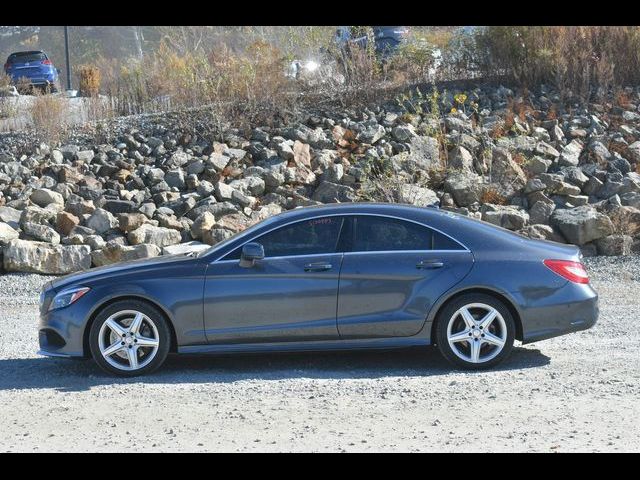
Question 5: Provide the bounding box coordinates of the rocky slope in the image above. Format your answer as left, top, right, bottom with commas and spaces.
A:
1, 83, 640, 273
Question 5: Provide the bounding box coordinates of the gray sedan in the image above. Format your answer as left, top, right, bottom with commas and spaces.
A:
38, 203, 598, 376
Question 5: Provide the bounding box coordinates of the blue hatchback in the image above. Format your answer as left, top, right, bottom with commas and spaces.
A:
4, 50, 60, 92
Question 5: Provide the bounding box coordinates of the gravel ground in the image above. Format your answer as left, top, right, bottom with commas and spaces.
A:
0, 257, 639, 452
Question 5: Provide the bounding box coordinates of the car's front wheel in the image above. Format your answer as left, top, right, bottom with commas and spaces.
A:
89, 300, 171, 376
435, 293, 515, 370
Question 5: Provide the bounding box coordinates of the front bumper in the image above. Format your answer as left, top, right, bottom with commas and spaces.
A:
38, 290, 91, 358
515, 281, 599, 344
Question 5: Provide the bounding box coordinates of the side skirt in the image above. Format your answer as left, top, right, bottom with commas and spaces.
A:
178, 336, 430, 355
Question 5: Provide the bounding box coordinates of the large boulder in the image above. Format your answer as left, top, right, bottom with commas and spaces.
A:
20, 205, 58, 228
518, 224, 564, 242
191, 212, 216, 240
444, 172, 482, 207
481, 204, 529, 230
558, 139, 583, 167
91, 242, 161, 267
0, 222, 19, 246
203, 227, 235, 246
537, 173, 582, 196
550, 206, 614, 245
117, 213, 148, 233
56, 211, 80, 236
128, 224, 182, 248
30, 188, 64, 208
448, 146, 474, 172
86, 208, 118, 234
292, 140, 312, 168
3, 239, 91, 274
595, 234, 633, 256
357, 121, 386, 144
399, 185, 439, 207
0, 206, 21, 229
405, 136, 441, 170
529, 201, 556, 225
490, 148, 527, 197
312, 181, 357, 203
22, 222, 60, 244
626, 141, 640, 163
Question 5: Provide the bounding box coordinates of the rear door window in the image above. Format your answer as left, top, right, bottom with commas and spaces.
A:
351, 216, 465, 252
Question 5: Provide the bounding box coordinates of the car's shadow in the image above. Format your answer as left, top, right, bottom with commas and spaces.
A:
0, 346, 550, 393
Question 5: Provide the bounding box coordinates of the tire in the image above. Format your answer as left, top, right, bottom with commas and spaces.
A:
435, 293, 515, 370
89, 299, 171, 377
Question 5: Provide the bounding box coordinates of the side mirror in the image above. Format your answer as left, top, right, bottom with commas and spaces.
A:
239, 242, 264, 268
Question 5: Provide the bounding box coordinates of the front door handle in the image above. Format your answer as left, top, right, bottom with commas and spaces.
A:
304, 262, 333, 272
416, 260, 444, 269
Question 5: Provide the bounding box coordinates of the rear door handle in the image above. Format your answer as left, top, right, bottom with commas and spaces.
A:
304, 262, 333, 272
416, 260, 444, 269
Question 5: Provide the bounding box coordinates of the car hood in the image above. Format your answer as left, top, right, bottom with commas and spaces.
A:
48, 252, 198, 292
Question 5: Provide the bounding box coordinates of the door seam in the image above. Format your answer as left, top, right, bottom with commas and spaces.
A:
335, 252, 345, 338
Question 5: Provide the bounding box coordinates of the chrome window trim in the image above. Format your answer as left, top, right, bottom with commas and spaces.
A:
343, 249, 469, 256
210, 212, 470, 263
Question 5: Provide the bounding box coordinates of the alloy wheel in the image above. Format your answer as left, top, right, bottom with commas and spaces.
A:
97, 310, 160, 371
446, 303, 507, 364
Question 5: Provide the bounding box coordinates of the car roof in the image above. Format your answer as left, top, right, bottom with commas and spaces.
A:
257, 202, 537, 255
261, 202, 480, 239
9, 50, 45, 55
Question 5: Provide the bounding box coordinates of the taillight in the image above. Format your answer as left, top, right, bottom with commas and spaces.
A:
42, 59, 52, 65
543, 259, 589, 284
3, 63, 9, 70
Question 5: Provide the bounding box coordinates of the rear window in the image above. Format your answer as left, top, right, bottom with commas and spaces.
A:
7, 52, 47, 64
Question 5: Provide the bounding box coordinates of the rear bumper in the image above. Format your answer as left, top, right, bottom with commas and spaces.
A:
515, 282, 599, 344
8, 75, 57, 87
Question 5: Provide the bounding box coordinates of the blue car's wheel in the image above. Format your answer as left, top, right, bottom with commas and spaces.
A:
435, 293, 515, 370
89, 300, 171, 377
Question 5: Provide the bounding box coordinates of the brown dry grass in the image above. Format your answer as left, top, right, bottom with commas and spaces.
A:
76, 65, 101, 97
471, 26, 640, 99
480, 187, 507, 205
29, 91, 68, 142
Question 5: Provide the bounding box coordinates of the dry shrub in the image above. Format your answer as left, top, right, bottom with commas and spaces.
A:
614, 89, 631, 108
101, 39, 296, 128
335, 37, 383, 94
480, 187, 507, 205
470, 26, 640, 100
0, 73, 11, 88
388, 35, 441, 84
15, 76, 33, 94
0, 73, 17, 119
76, 65, 101, 97
29, 91, 67, 142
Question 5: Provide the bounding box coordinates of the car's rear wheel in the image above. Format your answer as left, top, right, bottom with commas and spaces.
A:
435, 293, 515, 370
89, 300, 171, 377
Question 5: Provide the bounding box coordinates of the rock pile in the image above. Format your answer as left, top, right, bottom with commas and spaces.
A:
1, 83, 640, 273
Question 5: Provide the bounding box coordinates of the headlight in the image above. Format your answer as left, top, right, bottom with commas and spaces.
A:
304, 60, 320, 72
49, 287, 90, 311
